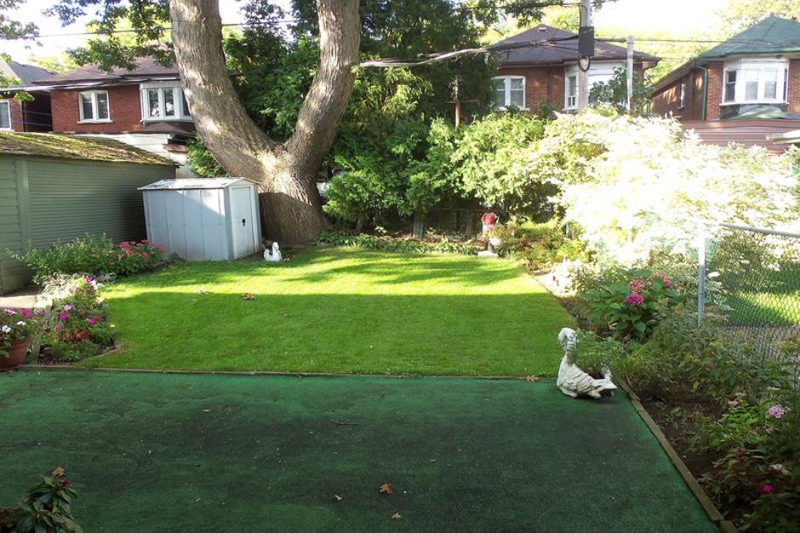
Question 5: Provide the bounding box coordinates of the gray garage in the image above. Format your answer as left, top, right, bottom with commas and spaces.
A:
0, 132, 176, 294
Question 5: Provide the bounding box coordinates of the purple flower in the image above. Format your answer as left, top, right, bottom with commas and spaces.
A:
760, 484, 774, 494
84, 276, 94, 284
54, 324, 60, 332
87, 318, 96, 326
625, 293, 644, 306
59, 313, 69, 322
21, 309, 32, 318
767, 405, 786, 419
63, 304, 73, 312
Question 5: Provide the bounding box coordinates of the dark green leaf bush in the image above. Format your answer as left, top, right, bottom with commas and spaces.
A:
12, 235, 167, 283
488, 219, 588, 271
317, 231, 480, 256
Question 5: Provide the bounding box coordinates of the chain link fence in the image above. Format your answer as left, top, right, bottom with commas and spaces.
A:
699, 223, 800, 366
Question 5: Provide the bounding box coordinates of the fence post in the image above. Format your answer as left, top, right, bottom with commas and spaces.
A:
697, 223, 706, 324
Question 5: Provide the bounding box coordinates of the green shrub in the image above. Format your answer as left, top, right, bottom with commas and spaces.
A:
581, 270, 683, 341
317, 230, 480, 256
489, 219, 588, 271
572, 330, 627, 376
43, 276, 112, 363
0, 467, 83, 533
12, 235, 167, 283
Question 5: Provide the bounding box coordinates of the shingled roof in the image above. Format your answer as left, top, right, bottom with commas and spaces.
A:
491, 24, 659, 66
36, 57, 179, 85
698, 16, 800, 59
0, 132, 176, 166
0, 60, 55, 89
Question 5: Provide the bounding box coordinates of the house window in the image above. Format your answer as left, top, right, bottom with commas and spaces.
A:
0, 101, 10, 130
78, 91, 111, 122
722, 59, 789, 105
492, 76, 526, 109
565, 75, 578, 109
678, 80, 687, 109
141, 83, 191, 120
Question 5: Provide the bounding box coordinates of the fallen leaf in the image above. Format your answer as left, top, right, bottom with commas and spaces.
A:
392, 513, 401, 520
242, 293, 257, 300
333, 494, 343, 502
526, 375, 540, 382
51, 467, 65, 478
379, 483, 393, 495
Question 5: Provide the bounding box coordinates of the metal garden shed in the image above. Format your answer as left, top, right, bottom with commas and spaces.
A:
139, 178, 262, 261
0, 132, 176, 294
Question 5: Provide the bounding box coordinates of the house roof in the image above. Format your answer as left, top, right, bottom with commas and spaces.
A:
0, 60, 55, 89
699, 16, 800, 59
0, 132, 177, 166
491, 24, 659, 66
36, 57, 179, 85
655, 17, 800, 91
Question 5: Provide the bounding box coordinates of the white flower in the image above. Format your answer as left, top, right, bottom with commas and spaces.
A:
1, 325, 11, 333
16, 321, 25, 326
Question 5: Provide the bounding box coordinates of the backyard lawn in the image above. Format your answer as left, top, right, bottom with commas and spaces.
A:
84, 248, 574, 376
0, 370, 718, 533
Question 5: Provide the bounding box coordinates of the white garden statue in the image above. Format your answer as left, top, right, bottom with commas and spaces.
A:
264, 242, 282, 262
556, 327, 617, 399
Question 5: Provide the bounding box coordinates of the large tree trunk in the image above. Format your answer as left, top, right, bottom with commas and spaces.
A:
170, 0, 360, 244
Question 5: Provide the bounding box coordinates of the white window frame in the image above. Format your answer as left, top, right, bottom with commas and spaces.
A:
564, 61, 625, 111
678, 80, 687, 109
722, 58, 789, 106
491, 76, 527, 110
0, 100, 11, 130
78, 90, 111, 123
140, 82, 192, 121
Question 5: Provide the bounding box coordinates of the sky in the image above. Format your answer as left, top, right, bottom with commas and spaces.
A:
3, 0, 729, 64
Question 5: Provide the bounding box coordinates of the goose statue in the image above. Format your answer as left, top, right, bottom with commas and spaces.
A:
556, 327, 617, 399
264, 242, 282, 262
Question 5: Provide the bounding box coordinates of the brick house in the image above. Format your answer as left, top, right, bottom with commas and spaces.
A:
0, 60, 54, 133
652, 17, 800, 153
34, 58, 195, 176
491, 25, 658, 112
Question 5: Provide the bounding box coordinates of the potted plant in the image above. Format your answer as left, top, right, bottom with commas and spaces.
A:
0, 308, 42, 371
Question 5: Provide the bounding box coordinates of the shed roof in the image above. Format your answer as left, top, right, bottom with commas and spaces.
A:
139, 178, 254, 190
491, 24, 659, 65
0, 132, 176, 166
699, 16, 800, 59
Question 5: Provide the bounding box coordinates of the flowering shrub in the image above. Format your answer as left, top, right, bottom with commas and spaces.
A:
43, 276, 113, 363
581, 270, 683, 340
13, 235, 167, 283
0, 467, 83, 533
487, 219, 588, 272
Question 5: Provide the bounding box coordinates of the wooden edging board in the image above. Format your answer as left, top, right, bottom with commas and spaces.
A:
617, 379, 738, 533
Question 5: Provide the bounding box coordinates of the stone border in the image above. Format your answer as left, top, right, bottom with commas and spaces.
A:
617, 379, 738, 533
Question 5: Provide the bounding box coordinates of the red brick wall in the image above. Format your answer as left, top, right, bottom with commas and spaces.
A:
8, 98, 24, 132
496, 66, 566, 111
788, 59, 800, 113
51, 85, 144, 133
652, 71, 705, 121
705, 62, 724, 120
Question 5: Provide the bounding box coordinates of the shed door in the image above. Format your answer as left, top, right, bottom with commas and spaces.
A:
230, 186, 256, 258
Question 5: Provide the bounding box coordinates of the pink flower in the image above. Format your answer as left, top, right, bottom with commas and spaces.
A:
760, 484, 774, 494
629, 280, 645, 294
21, 309, 32, 318
59, 313, 69, 322
649, 273, 674, 289
767, 405, 786, 419
84, 276, 94, 284
63, 304, 73, 312
87, 318, 96, 326
54, 324, 61, 332
625, 293, 644, 306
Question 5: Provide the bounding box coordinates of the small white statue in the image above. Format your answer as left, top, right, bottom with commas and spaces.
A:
556, 327, 617, 399
264, 242, 282, 262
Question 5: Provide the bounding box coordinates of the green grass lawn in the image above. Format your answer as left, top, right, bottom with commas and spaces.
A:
0, 370, 718, 533
84, 248, 574, 376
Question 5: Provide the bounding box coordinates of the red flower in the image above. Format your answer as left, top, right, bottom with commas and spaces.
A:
60, 479, 71, 487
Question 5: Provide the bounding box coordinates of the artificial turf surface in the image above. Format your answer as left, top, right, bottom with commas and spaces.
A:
1, 370, 717, 533
84, 248, 574, 376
